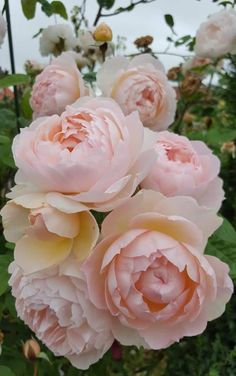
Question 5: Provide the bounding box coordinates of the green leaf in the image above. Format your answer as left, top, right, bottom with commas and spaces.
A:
51, 1, 68, 19
38, 0, 53, 16
33, 27, 43, 38
0, 254, 13, 296
175, 35, 192, 47
97, 0, 115, 10
21, 0, 37, 19
37, 352, 52, 363
219, 1, 233, 6
0, 74, 30, 89
206, 218, 236, 279
0, 135, 10, 144
164, 14, 174, 28
21, 88, 33, 120
83, 72, 96, 84
0, 137, 15, 168
0, 109, 16, 130
0, 366, 15, 376
215, 218, 236, 243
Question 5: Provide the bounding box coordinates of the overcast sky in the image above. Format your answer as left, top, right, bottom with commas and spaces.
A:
1, 0, 219, 72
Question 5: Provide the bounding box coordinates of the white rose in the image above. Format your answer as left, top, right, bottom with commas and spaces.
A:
39, 24, 77, 56
195, 9, 236, 58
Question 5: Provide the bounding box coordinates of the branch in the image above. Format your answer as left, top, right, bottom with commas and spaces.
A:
93, 4, 103, 26
126, 51, 193, 58
99, 0, 156, 19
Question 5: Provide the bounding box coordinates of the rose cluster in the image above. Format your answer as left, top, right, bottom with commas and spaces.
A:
1, 51, 233, 370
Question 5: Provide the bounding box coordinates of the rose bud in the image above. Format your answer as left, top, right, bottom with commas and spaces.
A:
93, 23, 113, 42
23, 339, 41, 362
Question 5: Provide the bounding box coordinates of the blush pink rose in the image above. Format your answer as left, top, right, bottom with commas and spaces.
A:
13, 97, 157, 212
97, 54, 177, 131
83, 190, 233, 349
30, 52, 88, 118
9, 258, 114, 370
194, 9, 236, 58
1, 193, 99, 274
141, 131, 224, 210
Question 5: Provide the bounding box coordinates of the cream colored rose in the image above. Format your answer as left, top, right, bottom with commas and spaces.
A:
1, 193, 99, 273
195, 9, 236, 58
97, 54, 176, 131
83, 190, 233, 349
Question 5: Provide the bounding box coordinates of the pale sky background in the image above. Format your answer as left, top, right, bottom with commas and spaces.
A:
0, 0, 220, 72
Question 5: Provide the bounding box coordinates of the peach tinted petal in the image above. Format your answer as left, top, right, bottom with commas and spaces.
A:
14, 235, 73, 273
72, 211, 99, 261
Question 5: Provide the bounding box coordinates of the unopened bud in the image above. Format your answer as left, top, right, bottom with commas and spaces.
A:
93, 23, 113, 42
183, 112, 195, 125
23, 339, 41, 362
167, 66, 181, 81
221, 141, 235, 158
134, 35, 153, 49
204, 116, 212, 128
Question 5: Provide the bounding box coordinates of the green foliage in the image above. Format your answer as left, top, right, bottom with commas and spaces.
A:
21, 0, 68, 20
97, 0, 116, 9
21, 0, 37, 19
0, 74, 30, 89
0, 254, 13, 296
164, 14, 174, 28
0, 366, 15, 376
206, 219, 236, 279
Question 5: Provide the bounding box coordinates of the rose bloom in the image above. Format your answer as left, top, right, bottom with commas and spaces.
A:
83, 190, 233, 349
39, 24, 77, 56
9, 258, 114, 370
141, 131, 224, 211
13, 97, 157, 212
0, 14, 7, 48
1, 193, 98, 274
97, 54, 177, 131
30, 52, 88, 118
194, 9, 236, 58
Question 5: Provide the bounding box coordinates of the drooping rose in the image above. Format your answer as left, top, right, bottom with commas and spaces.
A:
97, 54, 176, 131
140, 131, 224, 211
30, 52, 88, 118
13, 97, 157, 212
9, 258, 114, 370
194, 9, 236, 58
83, 190, 233, 349
39, 24, 77, 56
1, 193, 98, 273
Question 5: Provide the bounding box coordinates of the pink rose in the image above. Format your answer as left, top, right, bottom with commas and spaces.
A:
13, 97, 157, 212
141, 131, 224, 210
1, 193, 98, 273
97, 54, 177, 131
30, 52, 88, 118
9, 258, 114, 370
194, 9, 236, 58
83, 190, 233, 349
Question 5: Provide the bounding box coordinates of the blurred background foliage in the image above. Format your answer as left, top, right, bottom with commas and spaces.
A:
0, 0, 236, 375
